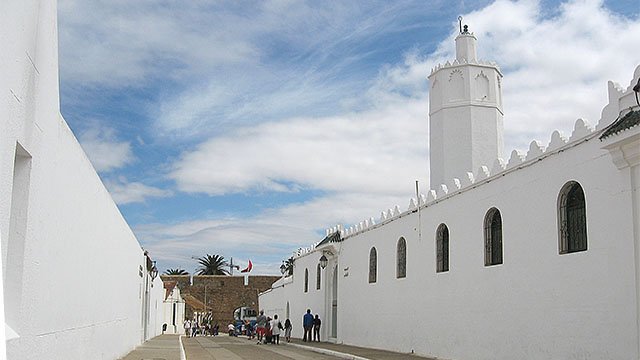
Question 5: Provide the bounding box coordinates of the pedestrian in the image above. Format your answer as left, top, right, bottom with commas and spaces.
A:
284, 318, 292, 342
228, 323, 236, 336
313, 314, 321, 342
272, 314, 282, 345
256, 310, 267, 344
303, 309, 313, 342
192, 320, 198, 337
184, 319, 191, 337
265, 317, 273, 344
213, 323, 219, 336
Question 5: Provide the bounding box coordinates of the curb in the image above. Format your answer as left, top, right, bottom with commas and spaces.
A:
179, 335, 186, 360
284, 342, 370, 360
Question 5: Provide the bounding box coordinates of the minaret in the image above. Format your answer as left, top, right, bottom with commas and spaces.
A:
428, 23, 504, 188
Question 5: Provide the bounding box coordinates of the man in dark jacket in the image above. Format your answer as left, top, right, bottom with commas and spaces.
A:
303, 309, 313, 342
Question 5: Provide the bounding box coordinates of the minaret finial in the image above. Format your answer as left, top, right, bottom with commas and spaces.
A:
458, 16, 463, 33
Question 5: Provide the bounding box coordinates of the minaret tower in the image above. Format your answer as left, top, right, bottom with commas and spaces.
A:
428, 21, 504, 188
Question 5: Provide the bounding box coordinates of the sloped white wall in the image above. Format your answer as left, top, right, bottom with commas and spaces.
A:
0, 1, 163, 359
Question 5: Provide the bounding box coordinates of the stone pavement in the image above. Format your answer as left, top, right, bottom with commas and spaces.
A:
120, 334, 437, 360
119, 334, 182, 360
287, 338, 436, 360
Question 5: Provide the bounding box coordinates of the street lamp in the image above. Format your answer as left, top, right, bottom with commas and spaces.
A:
319, 254, 328, 269
150, 261, 158, 281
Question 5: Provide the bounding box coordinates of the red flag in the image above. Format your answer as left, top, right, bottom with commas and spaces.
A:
240, 260, 252, 273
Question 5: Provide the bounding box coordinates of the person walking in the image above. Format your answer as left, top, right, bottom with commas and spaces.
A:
192, 320, 199, 337
184, 319, 191, 337
284, 318, 292, 342
313, 314, 321, 342
272, 314, 282, 345
256, 310, 267, 344
303, 309, 313, 342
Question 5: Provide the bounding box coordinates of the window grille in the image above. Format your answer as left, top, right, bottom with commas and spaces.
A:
436, 224, 449, 272
316, 264, 321, 290
484, 208, 503, 266
397, 237, 407, 278
558, 181, 587, 254
369, 247, 377, 283
304, 268, 308, 293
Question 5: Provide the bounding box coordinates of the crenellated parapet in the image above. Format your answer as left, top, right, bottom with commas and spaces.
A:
430, 58, 501, 76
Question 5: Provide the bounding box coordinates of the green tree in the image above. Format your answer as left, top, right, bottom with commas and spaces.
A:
284, 257, 294, 276
196, 254, 230, 275
164, 268, 189, 275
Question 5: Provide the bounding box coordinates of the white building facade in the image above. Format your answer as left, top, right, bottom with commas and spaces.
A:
0, 1, 164, 359
260, 28, 640, 360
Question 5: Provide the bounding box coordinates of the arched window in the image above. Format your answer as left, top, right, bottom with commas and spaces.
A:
316, 263, 321, 290
304, 268, 308, 293
436, 224, 449, 273
558, 181, 587, 254
368, 247, 377, 283
397, 237, 406, 278
484, 208, 503, 266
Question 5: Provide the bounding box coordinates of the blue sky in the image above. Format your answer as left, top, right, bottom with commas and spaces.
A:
57, 0, 640, 275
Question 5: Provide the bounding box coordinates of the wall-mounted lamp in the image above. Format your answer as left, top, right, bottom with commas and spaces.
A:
280, 262, 287, 275
319, 254, 328, 269
150, 261, 158, 281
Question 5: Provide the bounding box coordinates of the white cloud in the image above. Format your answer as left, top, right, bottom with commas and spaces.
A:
105, 177, 173, 205
170, 99, 429, 196
79, 126, 134, 172
137, 191, 410, 274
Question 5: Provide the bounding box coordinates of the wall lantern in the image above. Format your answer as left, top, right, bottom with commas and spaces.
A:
150, 261, 159, 281
279, 262, 287, 275
319, 254, 328, 269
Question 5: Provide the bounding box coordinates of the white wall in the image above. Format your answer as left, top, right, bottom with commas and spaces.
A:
260, 68, 640, 359
0, 1, 163, 359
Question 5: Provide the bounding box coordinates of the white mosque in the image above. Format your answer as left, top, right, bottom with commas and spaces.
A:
259, 25, 640, 360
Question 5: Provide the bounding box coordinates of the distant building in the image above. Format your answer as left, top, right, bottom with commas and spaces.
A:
260, 25, 640, 360
161, 275, 279, 328
162, 281, 186, 334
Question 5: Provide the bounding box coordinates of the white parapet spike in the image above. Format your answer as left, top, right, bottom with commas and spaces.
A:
365, 219, 372, 228
475, 165, 490, 181
359, 221, 365, 231
491, 158, 506, 175
380, 211, 387, 222
526, 140, 545, 160
369, 217, 376, 226
436, 184, 449, 197
340, 229, 345, 237
408, 198, 417, 210
426, 190, 437, 204
570, 118, 594, 141
325, 229, 330, 236
460, 172, 475, 188
393, 205, 401, 216
548, 130, 569, 151
452, 59, 459, 66
506, 150, 525, 169
448, 178, 461, 192
386, 208, 394, 219
419, 194, 427, 205
445, 60, 451, 67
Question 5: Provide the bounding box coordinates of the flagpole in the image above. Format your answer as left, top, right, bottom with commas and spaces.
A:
416, 180, 422, 242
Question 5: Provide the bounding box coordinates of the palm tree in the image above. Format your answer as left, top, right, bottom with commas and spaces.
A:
284, 257, 294, 276
164, 268, 189, 275
196, 254, 230, 275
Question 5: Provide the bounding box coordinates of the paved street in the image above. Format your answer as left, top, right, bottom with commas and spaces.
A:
183, 335, 343, 359
121, 334, 436, 359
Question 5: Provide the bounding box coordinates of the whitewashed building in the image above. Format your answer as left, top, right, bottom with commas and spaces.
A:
162, 281, 186, 335
0, 1, 165, 359
259, 26, 640, 360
